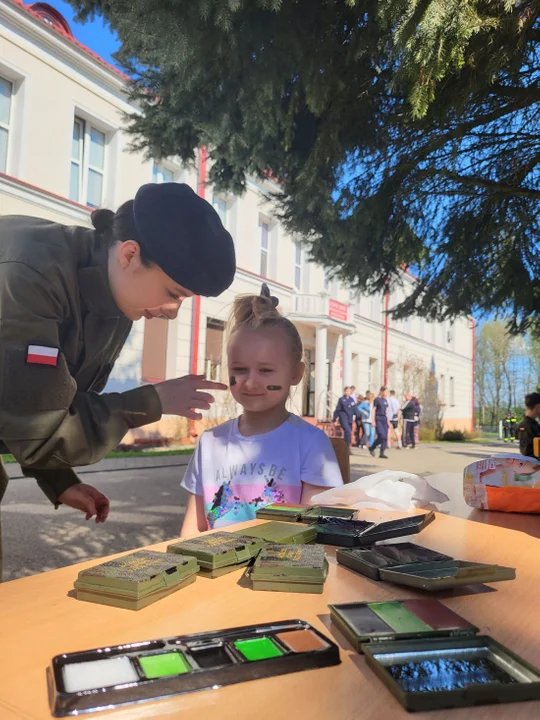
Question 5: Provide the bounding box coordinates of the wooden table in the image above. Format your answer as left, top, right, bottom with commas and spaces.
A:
1, 512, 539, 720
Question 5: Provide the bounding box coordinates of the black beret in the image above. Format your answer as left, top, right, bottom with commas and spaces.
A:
133, 182, 236, 297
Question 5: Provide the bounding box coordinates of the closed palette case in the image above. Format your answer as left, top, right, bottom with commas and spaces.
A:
247, 544, 329, 594
48, 620, 340, 716
231, 521, 317, 544
166, 532, 264, 576
74, 551, 199, 610
329, 599, 540, 712
336, 543, 516, 590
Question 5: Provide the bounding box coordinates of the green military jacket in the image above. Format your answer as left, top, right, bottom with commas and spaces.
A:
0, 215, 162, 504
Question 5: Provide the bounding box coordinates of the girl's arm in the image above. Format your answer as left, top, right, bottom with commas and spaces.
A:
301, 482, 326, 505
180, 493, 207, 537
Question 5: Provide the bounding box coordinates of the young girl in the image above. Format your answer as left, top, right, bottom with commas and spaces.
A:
180, 286, 344, 534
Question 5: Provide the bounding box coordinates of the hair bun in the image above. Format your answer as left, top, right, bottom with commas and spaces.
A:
91, 208, 115, 233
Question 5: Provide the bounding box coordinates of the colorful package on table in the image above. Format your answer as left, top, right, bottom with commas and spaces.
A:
463, 454, 540, 513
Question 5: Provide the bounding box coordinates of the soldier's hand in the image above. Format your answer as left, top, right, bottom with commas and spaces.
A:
154, 374, 228, 420
57, 484, 110, 523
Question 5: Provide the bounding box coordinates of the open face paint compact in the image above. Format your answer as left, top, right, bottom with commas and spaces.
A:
73, 551, 199, 610
48, 620, 340, 716
336, 542, 516, 590
256, 504, 356, 523
246, 544, 329, 594
311, 512, 435, 547
231, 521, 317, 545
167, 532, 265, 578
329, 599, 540, 711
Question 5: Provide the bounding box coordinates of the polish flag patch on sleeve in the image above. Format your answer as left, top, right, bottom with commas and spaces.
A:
27, 345, 59, 367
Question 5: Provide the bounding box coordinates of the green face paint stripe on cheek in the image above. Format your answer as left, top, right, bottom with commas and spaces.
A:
229, 376, 236, 386
266, 385, 282, 391
233, 637, 284, 661
368, 602, 433, 633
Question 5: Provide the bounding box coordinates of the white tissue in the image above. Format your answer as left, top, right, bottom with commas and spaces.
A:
311, 470, 449, 512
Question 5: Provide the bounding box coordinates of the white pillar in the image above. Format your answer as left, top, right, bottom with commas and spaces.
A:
343, 333, 352, 387
315, 324, 328, 420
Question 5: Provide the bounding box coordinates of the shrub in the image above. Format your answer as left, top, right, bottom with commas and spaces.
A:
441, 430, 466, 442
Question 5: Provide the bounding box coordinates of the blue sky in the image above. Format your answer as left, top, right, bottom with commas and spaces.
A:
46, 1, 120, 66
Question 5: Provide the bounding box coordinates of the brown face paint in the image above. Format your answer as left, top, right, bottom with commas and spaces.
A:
267, 385, 282, 391
229, 377, 236, 386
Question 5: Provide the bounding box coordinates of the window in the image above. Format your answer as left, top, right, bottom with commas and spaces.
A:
324, 272, 330, 291
205, 318, 225, 382
369, 296, 375, 320
213, 194, 228, 228
449, 376, 455, 407
403, 317, 411, 334
294, 241, 302, 289
439, 374, 446, 403
0, 77, 13, 173
418, 319, 424, 340
368, 357, 378, 391
260, 219, 269, 277
153, 162, 174, 184
70, 117, 106, 207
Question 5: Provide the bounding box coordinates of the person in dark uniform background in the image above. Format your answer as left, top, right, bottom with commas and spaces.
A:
503, 411, 514, 443
369, 386, 390, 459
333, 387, 356, 449
516, 392, 540, 457
0, 182, 236, 577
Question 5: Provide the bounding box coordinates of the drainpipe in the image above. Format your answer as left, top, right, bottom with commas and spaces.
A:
383, 286, 389, 386
471, 317, 476, 431
188, 147, 207, 435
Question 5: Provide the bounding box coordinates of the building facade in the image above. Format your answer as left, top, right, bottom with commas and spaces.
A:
0, 0, 474, 439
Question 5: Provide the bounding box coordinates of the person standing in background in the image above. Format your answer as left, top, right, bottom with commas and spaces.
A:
355, 394, 371, 449
350, 386, 358, 403
402, 393, 417, 449
333, 387, 356, 450
503, 412, 514, 443
516, 392, 540, 457
387, 390, 402, 449
369, 386, 390, 459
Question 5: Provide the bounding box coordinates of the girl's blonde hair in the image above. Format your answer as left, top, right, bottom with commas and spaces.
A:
228, 294, 303, 366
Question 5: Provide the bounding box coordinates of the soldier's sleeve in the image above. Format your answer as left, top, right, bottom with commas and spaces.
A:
0, 262, 162, 472
21, 466, 82, 505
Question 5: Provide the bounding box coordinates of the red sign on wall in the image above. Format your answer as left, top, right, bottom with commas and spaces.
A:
329, 299, 349, 322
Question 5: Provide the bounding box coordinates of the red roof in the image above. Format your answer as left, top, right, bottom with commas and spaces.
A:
12, 1, 128, 81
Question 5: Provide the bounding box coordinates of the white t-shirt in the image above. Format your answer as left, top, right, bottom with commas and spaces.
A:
181, 414, 343, 529
387, 396, 401, 420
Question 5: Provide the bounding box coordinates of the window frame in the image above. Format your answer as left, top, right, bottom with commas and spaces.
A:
69, 115, 107, 208
0, 75, 13, 174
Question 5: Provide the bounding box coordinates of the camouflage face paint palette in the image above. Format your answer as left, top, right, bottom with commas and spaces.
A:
167, 532, 265, 578
329, 599, 540, 711
311, 512, 435, 547
246, 544, 329, 594
336, 542, 516, 590
48, 620, 340, 716
73, 550, 199, 610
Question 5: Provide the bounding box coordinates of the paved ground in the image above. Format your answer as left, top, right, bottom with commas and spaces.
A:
0, 440, 529, 582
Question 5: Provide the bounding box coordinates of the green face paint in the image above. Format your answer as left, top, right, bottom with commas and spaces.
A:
234, 637, 285, 661
139, 652, 191, 679
368, 602, 432, 633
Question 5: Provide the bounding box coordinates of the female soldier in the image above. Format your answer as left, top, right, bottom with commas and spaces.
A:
0, 182, 235, 575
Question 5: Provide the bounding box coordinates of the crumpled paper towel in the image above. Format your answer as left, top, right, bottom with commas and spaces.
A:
311, 470, 449, 512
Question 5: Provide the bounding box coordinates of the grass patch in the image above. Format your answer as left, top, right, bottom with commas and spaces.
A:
1, 448, 194, 464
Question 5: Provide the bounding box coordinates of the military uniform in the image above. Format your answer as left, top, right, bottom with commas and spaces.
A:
516, 415, 540, 457
0, 216, 162, 573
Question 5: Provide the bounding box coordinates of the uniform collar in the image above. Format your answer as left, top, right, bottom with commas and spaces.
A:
78, 239, 123, 319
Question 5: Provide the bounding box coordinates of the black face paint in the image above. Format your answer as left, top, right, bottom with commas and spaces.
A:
267, 385, 282, 391
229, 376, 236, 386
